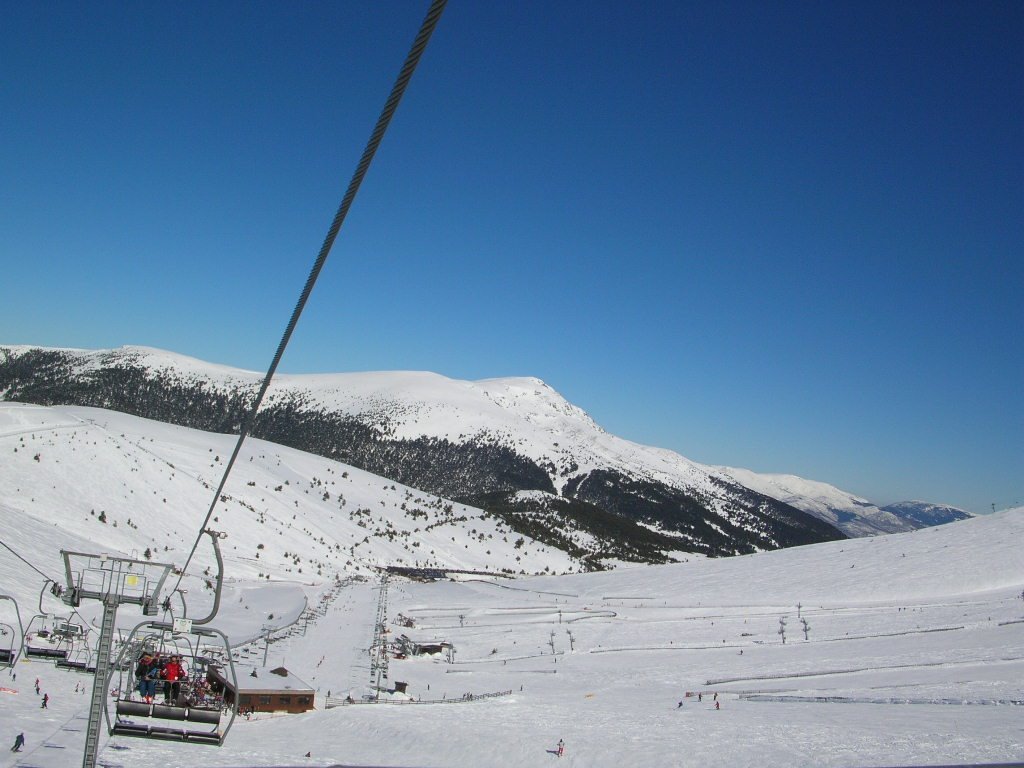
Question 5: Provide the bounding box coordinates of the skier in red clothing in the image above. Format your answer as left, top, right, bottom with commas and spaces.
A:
556, 739, 565, 757
161, 655, 186, 704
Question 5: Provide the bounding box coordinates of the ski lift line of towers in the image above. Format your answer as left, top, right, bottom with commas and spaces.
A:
231, 578, 353, 667
204, 581, 349, 664
779, 604, 812, 645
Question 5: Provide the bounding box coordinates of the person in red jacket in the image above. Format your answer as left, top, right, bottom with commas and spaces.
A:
161, 655, 187, 705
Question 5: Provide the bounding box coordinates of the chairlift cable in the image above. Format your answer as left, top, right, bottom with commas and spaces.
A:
0, 539, 56, 583
171, 0, 448, 596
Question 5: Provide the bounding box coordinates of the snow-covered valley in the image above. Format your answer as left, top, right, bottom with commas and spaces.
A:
0, 402, 1021, 767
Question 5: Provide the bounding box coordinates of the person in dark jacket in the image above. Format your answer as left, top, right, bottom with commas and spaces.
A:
10, 733, 25, 752
136, 653, 158, 702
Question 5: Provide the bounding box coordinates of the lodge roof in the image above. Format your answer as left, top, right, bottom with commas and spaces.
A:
212, 664, 314, 694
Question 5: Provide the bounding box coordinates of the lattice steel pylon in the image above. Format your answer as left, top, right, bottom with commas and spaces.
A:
60, 551, 172, 768
369, 572, 390, 699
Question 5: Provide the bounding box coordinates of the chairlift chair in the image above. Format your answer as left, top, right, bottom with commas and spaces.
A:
56, 639, 96, 673
107, 618, 237, 745
0, 625, 16, 666
54, 616, 94, 669
62, 531, 239, 746
23, 614, 71, 660
0, 595, 23, 669
53, 618, 87, 639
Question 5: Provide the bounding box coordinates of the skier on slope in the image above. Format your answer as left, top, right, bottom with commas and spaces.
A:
556, 739, 565, 757
10, 733, 25, 752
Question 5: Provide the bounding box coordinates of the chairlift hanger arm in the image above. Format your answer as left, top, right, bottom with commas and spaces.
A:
191, 529, 226, 626
40, 579, 60, 613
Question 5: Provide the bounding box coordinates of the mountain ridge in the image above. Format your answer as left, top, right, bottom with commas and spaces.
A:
0, 344, 963, 564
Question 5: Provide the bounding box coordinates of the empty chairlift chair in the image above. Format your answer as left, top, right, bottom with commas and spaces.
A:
23, 615, 71, 660
56, 641, 95, 673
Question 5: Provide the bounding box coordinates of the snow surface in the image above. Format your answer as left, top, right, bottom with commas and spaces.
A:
1, 402, 1022, 767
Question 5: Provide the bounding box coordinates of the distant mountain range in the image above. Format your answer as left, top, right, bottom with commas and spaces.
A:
0, 345, 971, 567
879, 500, 973, 528
713, 468, 973, 536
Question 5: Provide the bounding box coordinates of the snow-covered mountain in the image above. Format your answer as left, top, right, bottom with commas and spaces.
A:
0, 401, 579, 593
714, 468, 974, 537
714, 467, 913, 536
880, 500, 974, 528
1, 345, 852, 562
0, 344, 959, 566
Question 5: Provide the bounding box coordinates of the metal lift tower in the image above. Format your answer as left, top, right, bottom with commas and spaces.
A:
60, 550, 173, 768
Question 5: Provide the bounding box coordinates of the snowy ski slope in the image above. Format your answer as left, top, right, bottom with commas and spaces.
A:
0, 402, 1021, 767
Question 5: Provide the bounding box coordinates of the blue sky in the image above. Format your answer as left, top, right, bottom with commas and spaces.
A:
2, 1, 1021, 513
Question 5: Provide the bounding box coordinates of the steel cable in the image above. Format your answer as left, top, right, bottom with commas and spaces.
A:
172, 0, 448, 596
0, 539, 56, 582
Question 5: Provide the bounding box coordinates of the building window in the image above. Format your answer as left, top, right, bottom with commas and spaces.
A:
278, 696, 291, 705
258, 695, 271, 705
297, 696, 311, 705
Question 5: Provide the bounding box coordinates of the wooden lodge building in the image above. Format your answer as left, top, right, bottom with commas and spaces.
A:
210, 664, 315, 714
394, 634, 452, 658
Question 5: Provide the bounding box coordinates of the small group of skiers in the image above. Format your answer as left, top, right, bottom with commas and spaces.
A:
135, 651, 187, 704
33, 678, 49, 709
678, 691, 720, 709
